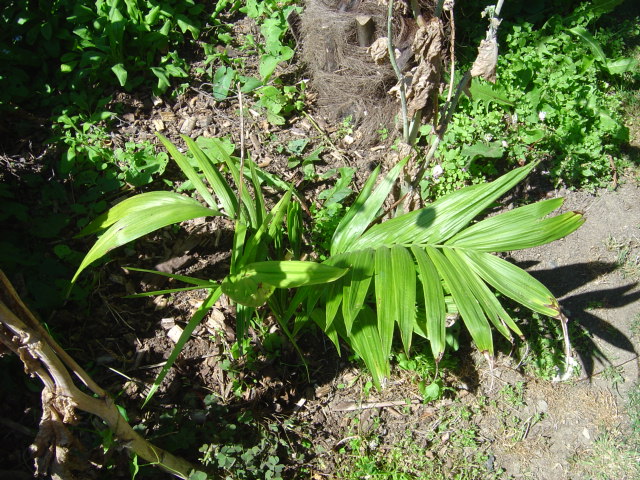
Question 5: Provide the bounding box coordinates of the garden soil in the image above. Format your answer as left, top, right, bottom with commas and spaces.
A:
1, 4, 639, 479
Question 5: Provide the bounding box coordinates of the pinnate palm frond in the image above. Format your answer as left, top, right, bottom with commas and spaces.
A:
307, 162, 584, 387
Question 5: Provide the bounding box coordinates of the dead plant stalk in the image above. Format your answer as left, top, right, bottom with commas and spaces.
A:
0, 270, 199, 479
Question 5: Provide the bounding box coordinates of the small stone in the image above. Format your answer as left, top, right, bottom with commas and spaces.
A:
167, 325, 184, 344
180, 116, 197, 134
537, 399, 548, 412
152, 119, 165, 131
161, 318, 175, 329
582, 428, 590, 440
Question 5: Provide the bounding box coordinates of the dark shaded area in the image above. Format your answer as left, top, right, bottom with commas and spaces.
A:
514, 260, 639, 377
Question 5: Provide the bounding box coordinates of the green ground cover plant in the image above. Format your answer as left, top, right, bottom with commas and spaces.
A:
421, 1, 637, 198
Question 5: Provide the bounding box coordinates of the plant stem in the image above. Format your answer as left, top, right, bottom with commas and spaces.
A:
412, 0, 506, 190
0, 270, 203, 480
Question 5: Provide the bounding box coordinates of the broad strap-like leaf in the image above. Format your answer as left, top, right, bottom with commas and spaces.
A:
156, 133, 217, 209
341, 249, 375, 335
411, 246, 446, 361
351, 162, 536, 250
222, 261, 348, 307
331, 157, 409, 255
76, 191, 195, 237
426, 246, 493, 355
445, 249, 519, 341
237, 190, 291, 267
72, 192, 219, 282
446, 198, 584, 251
248, 158, 266, 226
462, 250, 561, 318
183, 135, 238, 217
206, 137, 258, 226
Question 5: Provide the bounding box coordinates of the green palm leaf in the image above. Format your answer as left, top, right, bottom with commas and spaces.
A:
411, 246, 446, 361
319, 162, 583, 384
331, 157, 409, 255
428, 246, 493, 355
72, 192, 219, 282
341, 249, 375, 335
446, 198, 585, 251
351, 161, 536, 250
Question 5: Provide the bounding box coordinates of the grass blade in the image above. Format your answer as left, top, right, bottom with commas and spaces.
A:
143, 288, 221, 406
124, 266, 216, 287
156, 133, 217, 209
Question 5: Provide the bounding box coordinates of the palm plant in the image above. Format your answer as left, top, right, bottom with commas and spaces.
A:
73, 133, 583, 392
278, 160, 583, 386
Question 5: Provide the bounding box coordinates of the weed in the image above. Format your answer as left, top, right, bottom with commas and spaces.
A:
518, 313, 567, 380
421, 3, 636, 198
572, 429, 640, 480
601, 364, 625, 391
331, 400, 506, 480
499, 382, 526, 408
604, 235, 640, 279
631, 313, 640, 339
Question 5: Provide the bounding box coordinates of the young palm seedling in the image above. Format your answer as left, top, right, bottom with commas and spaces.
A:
279, 160, 583, 387
72, 133, 346, 404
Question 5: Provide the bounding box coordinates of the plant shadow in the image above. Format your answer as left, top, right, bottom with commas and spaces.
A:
513, 259, 639, 378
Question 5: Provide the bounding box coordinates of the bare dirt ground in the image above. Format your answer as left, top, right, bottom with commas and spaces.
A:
2, 4, 639, 479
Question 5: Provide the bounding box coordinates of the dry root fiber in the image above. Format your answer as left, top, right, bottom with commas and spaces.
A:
300, 0, 444, 145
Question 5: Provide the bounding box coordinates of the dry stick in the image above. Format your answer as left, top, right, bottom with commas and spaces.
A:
409, 0, 427, 27
387, 0, 409, 143
0, 295, 199, 479
446, 6, 456, 103
410, 0, 505, 191
0, 270, 105, 397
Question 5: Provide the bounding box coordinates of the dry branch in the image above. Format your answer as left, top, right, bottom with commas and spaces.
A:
0, 270, 201, 480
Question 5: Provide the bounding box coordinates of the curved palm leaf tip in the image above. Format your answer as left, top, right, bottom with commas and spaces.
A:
324, 162, 584, 387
